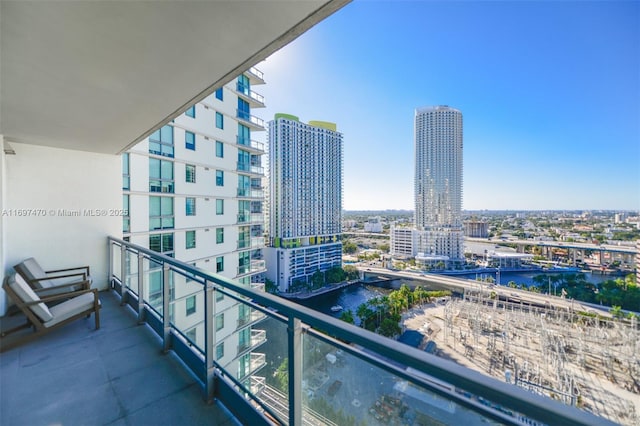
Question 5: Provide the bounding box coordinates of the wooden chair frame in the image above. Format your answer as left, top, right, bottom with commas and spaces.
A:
1, 280, 100, 353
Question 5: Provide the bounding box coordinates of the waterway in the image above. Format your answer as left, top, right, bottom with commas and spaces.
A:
297, 270, 617, 318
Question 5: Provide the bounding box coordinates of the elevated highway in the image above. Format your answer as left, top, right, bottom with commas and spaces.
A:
467, 237, 638, 255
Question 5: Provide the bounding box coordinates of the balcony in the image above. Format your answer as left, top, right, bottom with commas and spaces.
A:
237, 308, 267, 329
246, 66, 265, 85
237, 212, 262, 225
237, 259, 267, 277
239, 353, 267, 380
236, 109, 265, 131
1, 236, 615, 426
237, 329, 267, 355
237, 162, 265, 176
236, 236, 265, 251
251, 281, 266, 292
237, 187, 265, 198
236, 82, 265, 108
236, 136, 265, 153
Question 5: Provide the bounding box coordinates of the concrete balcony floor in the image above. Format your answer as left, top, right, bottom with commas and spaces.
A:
0, 290, 240, 426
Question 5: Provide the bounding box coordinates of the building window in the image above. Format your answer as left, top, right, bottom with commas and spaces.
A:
186, 164, 196, 183
149, 233, 174, 256
215, 313, 224, 331
237, 124, 250, 146
215, 88, 223, 101
216, 290, 224, 302
216, 199, 224, 215
149, 196, 174, 230
186, 105, 195, 118
185, 197, 196, 216
216, 256, 224, 273
237, 98, 250, 121
216, 342, 224, 360
186, 295, 196, 316
215, 170, 224, 186
237, 74, 249, 96
122, 153, 130, 190
123, 195, 130, 233
149, 158, 174, 193
186, 230, 196, 249
215, 112, 224, 129
186, 328, 196, 342
185, 131, 195, 150
215, 141, 224, 158
149, 125, 174, 157
216, 228, 224, 244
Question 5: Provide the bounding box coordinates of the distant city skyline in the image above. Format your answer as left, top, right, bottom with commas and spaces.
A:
254, 0, 640, 211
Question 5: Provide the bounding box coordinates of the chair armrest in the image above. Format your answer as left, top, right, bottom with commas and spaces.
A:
31, 272, 87, 282
40, 288, 98, 304
33, 280, 91, 294
45, 265, 91, 276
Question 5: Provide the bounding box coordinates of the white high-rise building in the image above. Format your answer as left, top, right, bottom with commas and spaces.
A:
265, 114, 343, 292
414, 105, 464, 264
123, 68, 268, 386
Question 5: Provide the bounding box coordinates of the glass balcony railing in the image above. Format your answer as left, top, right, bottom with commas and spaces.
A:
236, 136, 265, 153
237, 259, 266, 277
236, 162, 264, 176
236, 82, 265, 107
236, 109, 265, 130
108, 236, 612, 426
237, 237, 265, 251
237, 308, 266, 329
237, 329, 267, 355
246, 66, 265, 84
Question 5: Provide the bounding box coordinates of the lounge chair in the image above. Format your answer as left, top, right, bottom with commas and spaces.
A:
14, 257, 91, 297
0, 274, 100, 352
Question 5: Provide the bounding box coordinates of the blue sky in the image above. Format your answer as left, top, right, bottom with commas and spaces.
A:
255, 0, 639, 211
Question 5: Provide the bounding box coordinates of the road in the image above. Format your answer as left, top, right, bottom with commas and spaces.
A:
357, 266, 611, 316
466, 237, 638, 255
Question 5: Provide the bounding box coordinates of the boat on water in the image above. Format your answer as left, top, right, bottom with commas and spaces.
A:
330, 305, 343, 312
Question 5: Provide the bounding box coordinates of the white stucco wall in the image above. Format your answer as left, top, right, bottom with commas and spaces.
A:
1, 143, 120, 314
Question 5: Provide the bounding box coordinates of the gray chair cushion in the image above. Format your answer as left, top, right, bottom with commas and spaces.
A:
8, 274, 53, 322
15, 257, 55, 289
45, 293, 98, 328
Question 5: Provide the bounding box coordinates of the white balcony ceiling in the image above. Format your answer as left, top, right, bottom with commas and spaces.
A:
1, 0, 348, 155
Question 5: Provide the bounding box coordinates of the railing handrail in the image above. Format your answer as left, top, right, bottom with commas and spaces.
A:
108, 236, 614, 426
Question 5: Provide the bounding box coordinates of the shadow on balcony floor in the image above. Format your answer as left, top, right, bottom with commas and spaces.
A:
0, 290, 240, 426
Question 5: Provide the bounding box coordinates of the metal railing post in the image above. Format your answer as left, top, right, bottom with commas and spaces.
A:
120, 244, 128, 305
108, 239, 114, 287
205, 280, 216, 401
162, 262, 171, 353
137, 252, 146, 324
288, 317, 302, 425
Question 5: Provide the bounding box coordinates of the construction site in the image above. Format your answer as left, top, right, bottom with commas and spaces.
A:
403, 291, 640, 426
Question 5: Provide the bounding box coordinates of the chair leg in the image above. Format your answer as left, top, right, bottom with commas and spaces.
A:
95, 309, 101, 330
1, 321, 31, 337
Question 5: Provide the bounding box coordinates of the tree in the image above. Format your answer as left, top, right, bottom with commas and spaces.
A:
275, 358, 288, 392
343, 241, 358, 254
339, 309, 355, 324
379, 317, 401, 337
379, 243, 390, 253
343, 265, 359, 280
265, 278, 278, 294
310, 270, 324, 289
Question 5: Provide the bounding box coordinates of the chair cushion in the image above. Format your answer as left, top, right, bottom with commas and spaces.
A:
15, 257, 54, 289
45, 293, 98, 328
8, 274, 53, 322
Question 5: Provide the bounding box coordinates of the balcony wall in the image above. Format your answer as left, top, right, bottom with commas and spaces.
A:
0, 143, 120, 314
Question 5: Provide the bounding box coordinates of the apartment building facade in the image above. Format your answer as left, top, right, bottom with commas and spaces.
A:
122, 68, 268, 386
265, 114, 343, 292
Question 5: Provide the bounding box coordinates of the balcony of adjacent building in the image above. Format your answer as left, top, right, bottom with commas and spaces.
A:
237, 211, 264, 226
236, 135, 265, 154
237, 307, 267, 330
236, 109, 266, 131
236, 329, 267, 356
237, 236, 266, 251
238, 352, 268, 381
235, 81, 266, 109
237, 259, 267, 278
237, 161, 265, 177
246, 67, 266, 85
